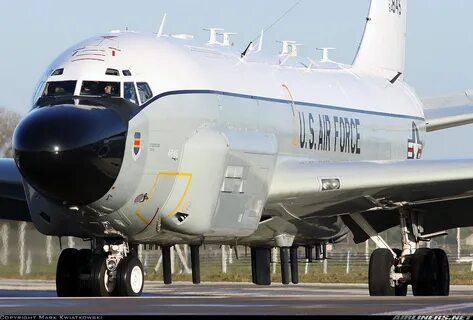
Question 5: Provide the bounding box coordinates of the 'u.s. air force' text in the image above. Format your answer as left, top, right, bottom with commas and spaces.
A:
298, 111, 361, 154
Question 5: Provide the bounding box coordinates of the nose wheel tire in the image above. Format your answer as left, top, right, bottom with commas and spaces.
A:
57, 249, 117, 297
77, 248, 93, 296
56, 245, 144, 297
368, 248, 395, 296
56, 248, 80, 297
89, 255, 115, 297
114, 256, 144, 296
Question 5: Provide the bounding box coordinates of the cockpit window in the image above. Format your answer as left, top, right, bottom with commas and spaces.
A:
80, 81, 120, 97
124, 82, 138, 105
137, 82, 153, 104
42, 81, 77, 97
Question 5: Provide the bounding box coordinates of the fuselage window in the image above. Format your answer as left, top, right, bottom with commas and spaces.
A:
42, 81, 77, 97
80, 81, 120, 97
105, 68, 119, 76
124, 82, 138, 104
51, 68, 64, 76
137, 82, 153, 104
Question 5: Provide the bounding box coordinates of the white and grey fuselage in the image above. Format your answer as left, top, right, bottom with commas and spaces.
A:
16, 32, 425, 246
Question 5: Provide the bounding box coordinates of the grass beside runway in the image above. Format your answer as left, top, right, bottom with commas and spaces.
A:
1, 259, 473, 284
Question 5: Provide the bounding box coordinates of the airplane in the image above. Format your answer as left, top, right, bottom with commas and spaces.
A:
1, 0, 473, 297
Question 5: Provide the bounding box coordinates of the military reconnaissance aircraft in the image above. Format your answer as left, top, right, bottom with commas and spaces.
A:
1, 0, 473, 297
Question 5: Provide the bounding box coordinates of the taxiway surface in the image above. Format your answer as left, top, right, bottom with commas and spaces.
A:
0, 280, 472, 315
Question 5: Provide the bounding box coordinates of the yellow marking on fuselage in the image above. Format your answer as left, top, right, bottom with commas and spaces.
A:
133, 171, 193, 225
282, 83, 300, 147
163, 173, 192, 219
135, 210, 151, 225
282, 83, 296, 116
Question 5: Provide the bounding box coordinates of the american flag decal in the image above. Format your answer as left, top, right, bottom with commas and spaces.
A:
407, 122, 423, 159
132, 132, 142, 160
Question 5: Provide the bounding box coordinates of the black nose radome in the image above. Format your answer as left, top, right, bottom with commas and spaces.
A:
13, 105, 127, 205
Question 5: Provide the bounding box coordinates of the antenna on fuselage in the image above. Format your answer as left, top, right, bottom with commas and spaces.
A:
241, 42, 253, 59
257, 30, 264, 52
157, 13, 167, 38
278, 41, 302, 65
279, 40, 302, 57
218, 32, 237, 47
204, 28, 224, 45
245, 0, 303, 54
316, 47, 336, 62
241, 30, 263, 59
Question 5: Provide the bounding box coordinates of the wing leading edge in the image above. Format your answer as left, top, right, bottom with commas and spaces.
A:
267, 158, 473, 242
0, 158, 30, 222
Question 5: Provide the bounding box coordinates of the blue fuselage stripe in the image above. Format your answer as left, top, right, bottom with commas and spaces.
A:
143, 89, 425, 121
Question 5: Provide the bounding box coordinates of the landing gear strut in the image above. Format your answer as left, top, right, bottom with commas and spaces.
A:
56, 240, 144, 297
351, 209, 450, 297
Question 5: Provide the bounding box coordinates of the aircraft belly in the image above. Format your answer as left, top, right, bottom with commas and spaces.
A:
243, 215, 349, 246
122, 215, 350, 246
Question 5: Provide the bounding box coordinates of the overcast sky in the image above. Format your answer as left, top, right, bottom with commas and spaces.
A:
0, 0, 472, 158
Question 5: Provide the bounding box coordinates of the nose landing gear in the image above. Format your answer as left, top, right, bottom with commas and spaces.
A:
56, 240, 144, 297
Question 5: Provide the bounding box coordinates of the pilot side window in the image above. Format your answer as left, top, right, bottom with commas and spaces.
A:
137, 82, 153, 104
124, 82, 138, 105
80, 81, 120, 97
42, 81, 77, 97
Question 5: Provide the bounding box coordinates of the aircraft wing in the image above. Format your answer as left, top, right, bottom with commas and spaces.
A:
0, 158, 30, 222
267, 158, 473, 243
422, 89, 473, 132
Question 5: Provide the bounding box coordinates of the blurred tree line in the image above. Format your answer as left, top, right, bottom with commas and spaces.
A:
0, 107, 21, 158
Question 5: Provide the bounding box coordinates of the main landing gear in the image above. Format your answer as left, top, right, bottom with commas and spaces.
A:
352, 209, 450, 296
56, 240, 144, 297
